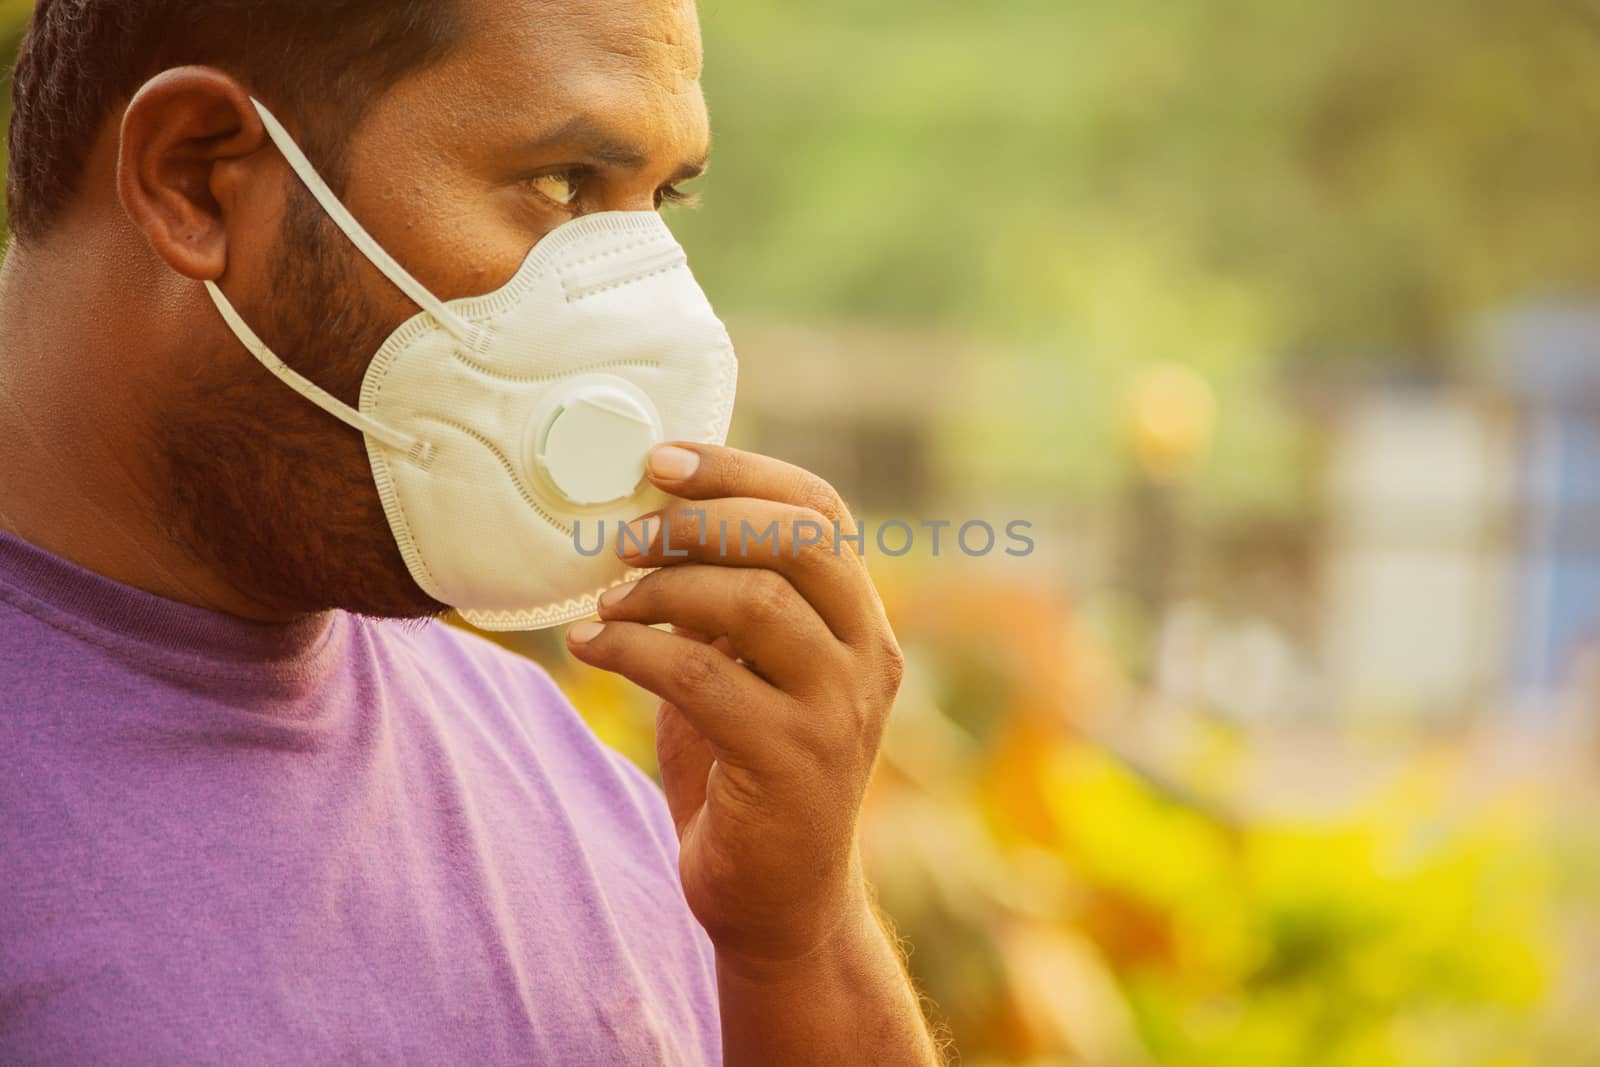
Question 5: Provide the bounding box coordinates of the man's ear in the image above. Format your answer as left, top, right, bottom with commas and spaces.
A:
117, 67, 270, 282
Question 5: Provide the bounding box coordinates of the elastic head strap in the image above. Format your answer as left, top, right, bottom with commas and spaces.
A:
203, 279, 424, 458
249, 97, 476, 345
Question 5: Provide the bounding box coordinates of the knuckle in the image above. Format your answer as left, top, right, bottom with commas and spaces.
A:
795, 477, 845, 523
882, 635, 907, 683
789, 708, 837, 764
672, 645, 722, 691
876, 633, 907, 697
745, 571, 794, 623
787, 507, 835, 560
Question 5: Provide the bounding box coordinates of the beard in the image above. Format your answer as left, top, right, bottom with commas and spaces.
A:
154, 181, 449, 621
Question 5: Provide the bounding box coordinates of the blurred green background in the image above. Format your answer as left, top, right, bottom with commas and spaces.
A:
10, 1, 1600, 1064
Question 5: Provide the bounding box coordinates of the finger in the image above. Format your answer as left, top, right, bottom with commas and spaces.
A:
655, 701, 711, 840
668, 625, 739, 662
645, 444, 860, 538
599, 565, 841, 691
614, 500, 878, 645
566, 620, 785, 766
656, 629, 720, 838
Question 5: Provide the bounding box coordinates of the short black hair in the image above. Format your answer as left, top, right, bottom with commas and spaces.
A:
7, 0, 464, 243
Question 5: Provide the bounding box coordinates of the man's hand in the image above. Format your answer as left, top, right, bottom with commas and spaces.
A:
566, 444, 941, 1066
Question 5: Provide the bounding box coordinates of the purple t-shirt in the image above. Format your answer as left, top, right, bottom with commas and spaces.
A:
0, 531, 722, 1066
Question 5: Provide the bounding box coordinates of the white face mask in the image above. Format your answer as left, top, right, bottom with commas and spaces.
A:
205, 99, 738, 631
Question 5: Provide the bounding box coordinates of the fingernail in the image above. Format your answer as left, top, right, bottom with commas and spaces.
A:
568, 621, 606, 644
620, 517, 661, 557
600, 580, 639, 608
648, 445, 700, 482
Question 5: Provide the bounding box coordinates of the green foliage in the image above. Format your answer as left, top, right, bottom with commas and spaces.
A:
678, 0, 1600, 516
689, 0, 1600, 365
1047, 750, 1551, 1067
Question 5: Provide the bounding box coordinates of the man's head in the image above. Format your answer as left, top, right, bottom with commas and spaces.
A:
8, 0, 467, 244
2, 0, 710, 621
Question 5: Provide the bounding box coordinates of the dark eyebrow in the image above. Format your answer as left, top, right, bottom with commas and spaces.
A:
530, 114, 709, 179
669, 159, 709, 183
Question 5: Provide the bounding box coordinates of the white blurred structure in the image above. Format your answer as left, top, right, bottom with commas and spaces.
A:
1319, 391, 1516, 718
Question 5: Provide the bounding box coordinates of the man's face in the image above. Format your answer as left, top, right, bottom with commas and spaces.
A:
161, 0, 711, 620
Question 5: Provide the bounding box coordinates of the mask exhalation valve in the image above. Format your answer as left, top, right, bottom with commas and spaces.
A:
533, 380, 663, 506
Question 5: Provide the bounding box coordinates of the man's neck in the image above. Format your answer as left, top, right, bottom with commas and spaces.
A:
0, 242, 299, 624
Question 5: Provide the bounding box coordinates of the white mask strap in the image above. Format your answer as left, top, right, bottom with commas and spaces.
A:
248, 97, 475, 343
202, 279, 426, 458
201, 95, 480, 457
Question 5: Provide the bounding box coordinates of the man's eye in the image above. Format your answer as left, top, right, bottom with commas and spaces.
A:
528, 172, 580, 207
657, 183, 703, 210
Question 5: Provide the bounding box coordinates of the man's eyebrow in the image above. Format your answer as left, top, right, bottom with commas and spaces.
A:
670, 158, 709, 183
528, 114, 709, 178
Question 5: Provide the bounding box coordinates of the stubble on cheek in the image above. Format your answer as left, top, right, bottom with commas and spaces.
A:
155, 186, 449, 621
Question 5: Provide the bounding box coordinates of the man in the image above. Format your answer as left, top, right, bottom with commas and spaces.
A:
0, 1, 943, 1064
